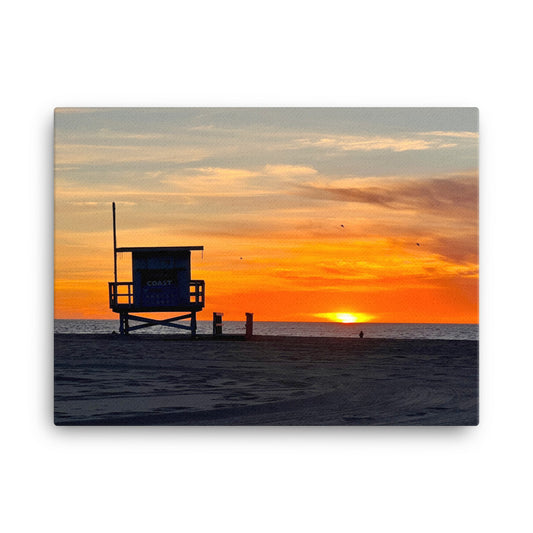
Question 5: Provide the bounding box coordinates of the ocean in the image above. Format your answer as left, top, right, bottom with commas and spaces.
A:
54, 319, 478, 341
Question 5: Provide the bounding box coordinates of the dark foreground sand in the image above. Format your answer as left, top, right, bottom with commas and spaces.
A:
54, 334, 478, 425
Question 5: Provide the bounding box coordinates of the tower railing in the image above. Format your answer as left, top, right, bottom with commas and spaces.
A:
108, 282, 133, 308
108, 280, 205, 310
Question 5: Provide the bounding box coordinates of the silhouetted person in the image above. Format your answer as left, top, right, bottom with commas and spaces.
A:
359, 330, 364, 338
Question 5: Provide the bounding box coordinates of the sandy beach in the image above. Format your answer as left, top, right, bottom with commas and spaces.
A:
54, 334, 478, 425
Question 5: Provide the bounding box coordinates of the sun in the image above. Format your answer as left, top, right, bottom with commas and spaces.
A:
313, 311, 375, 323
335, 313, 358, 323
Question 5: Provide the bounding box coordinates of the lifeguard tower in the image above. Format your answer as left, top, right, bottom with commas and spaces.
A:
108, 203, 205, 336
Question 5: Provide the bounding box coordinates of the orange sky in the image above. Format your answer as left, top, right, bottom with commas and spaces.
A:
54, 108, 478, 323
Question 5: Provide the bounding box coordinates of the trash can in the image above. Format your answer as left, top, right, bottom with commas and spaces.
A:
213, 312, 223, 336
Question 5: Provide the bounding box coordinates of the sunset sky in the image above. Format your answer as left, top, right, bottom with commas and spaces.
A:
54, 108, 478, 323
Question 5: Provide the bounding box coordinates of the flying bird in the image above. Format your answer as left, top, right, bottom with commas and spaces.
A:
340, 224, 345, 228
416, 243, 420, 246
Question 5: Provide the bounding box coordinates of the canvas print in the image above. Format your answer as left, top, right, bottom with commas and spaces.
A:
54, 108, 479, 425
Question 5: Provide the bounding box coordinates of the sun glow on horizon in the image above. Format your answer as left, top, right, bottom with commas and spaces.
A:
314, 312, 375, 323
336, 313, 358, 323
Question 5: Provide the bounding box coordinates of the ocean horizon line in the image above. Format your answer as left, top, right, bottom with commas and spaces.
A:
54, 319, 478, 341
55, 318, 479, 325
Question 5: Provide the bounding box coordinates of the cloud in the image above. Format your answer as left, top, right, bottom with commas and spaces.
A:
294, 135, 459, 152
296, 173, 478, 215
71, 201, 137, 207
427, 235, 479, 265
417, 131, 479, 139
263, 165, 318, 177
55, 143, 207, 166
93, 129, 172, 141
185, 167, 260, 180
160, 164, 321, 197
160, 166, 262, 197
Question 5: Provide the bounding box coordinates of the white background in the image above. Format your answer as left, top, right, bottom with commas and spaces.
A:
2, 1, 532, 531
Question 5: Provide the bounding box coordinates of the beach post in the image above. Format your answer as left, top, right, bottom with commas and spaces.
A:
245, 312, 254, 339
213, 312, 224, 336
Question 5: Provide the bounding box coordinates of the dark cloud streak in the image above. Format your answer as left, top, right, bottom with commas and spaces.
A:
295, 175, 478, 215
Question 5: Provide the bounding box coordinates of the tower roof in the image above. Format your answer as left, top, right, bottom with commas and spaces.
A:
116, 246, 204, 253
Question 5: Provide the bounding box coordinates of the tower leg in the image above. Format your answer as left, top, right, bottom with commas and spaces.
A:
191, 311, 197, 338
119, 312, 130, 335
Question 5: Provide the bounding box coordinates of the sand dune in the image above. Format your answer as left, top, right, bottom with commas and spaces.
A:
54, 334, 478, 425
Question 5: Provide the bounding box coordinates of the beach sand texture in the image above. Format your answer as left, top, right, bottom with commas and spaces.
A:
54, 334, 478, 425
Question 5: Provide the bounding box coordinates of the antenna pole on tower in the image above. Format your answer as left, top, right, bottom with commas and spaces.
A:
112, 202, 117, 284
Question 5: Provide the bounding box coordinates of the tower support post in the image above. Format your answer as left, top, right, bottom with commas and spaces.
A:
191, 312, 197, 338
115, 312, 198, 336
119, 312, 129, 335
